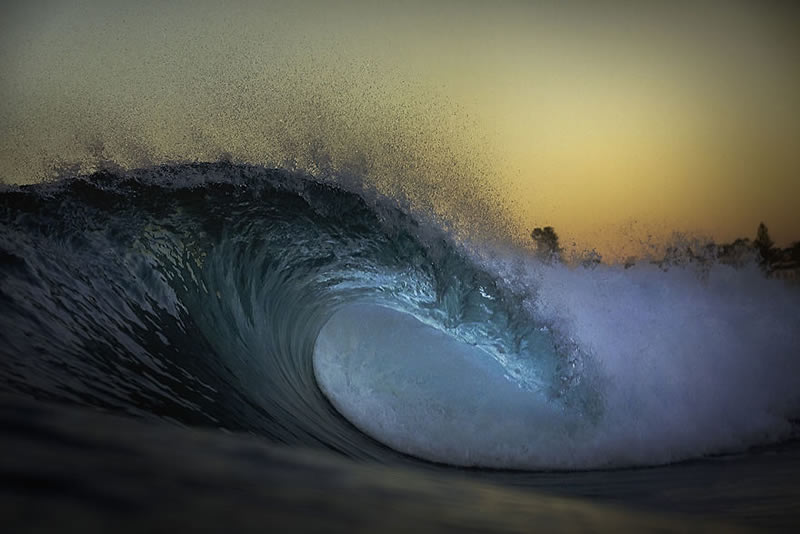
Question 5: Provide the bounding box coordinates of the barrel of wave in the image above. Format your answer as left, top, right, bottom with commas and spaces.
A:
312, 302, 585, 469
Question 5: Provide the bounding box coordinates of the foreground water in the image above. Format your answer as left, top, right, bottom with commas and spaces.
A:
6, 394, 786, 532
1, 163, 799, 529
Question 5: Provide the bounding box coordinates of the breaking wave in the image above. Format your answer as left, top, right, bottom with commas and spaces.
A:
1, 162, 798, 470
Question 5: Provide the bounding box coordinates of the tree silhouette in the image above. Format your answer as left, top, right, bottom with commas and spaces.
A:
790, 241, 800, 262
754, 222, 777, 266
531, 226, 562, 262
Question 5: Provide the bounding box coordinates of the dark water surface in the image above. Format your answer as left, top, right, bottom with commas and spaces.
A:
3, 395, 790, 532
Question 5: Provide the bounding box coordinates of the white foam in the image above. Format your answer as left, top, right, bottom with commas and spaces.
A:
522, 259, 800, 465
314, 260, 800, 469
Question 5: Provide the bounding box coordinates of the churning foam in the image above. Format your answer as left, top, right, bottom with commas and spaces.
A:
314, 256, 800, 470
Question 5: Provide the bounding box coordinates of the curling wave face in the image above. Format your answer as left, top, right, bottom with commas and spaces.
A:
1, 163, 799, 470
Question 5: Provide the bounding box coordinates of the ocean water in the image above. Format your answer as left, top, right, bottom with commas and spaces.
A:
1, 162, 799, 529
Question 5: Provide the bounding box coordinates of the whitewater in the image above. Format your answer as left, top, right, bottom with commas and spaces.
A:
1, 162, 799, 474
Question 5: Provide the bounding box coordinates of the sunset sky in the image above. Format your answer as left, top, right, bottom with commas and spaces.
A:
1, 1, 798, 257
